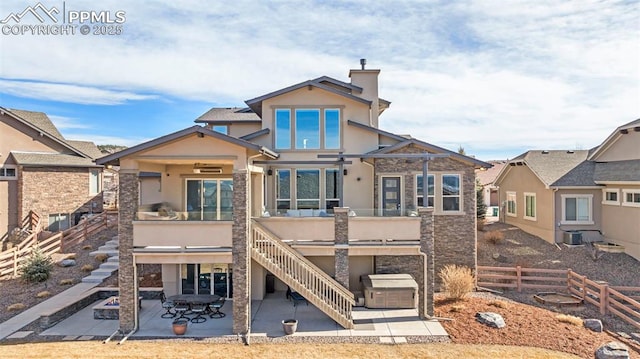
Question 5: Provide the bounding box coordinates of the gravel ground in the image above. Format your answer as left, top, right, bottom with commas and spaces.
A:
478, 222, 640, 333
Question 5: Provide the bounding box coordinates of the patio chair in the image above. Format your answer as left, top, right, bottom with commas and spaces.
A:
173, 300, 190, 320
208, 297, 226, 318
160, 292, 176, 319
190, 303, 207, 323
286, 287, 308, 307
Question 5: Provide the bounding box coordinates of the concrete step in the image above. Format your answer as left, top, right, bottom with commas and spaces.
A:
89, 249, 118, 257
112, 236, 119, 241
90, 267, 117, 276
98, 245, 118, 252
106, 256, 119, 263
99, 262, 119, 269
105, 240, 119, 247
82, 275, 107, 283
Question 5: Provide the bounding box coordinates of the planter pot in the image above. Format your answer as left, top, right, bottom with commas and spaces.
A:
282, 319, 298, 335
172, 319, 188, 335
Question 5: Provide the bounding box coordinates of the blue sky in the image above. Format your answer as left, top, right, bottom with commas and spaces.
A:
1, 0, 638, 160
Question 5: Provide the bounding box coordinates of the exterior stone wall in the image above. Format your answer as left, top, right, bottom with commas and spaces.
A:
19, 166, 103, 229
334, 208, 349, 289
419, 207, 434, 317
232, 171, 250, 334
118, 172, 138, 332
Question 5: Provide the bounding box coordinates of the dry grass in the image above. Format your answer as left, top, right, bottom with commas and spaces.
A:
94, 253, 109, 263
487, 300, 508, 309
81, 245, 92, 250
484, 230, 505, 244
36, 291, 51, 298
556, 314, 583, 327
450, 304, 466, 313
439, 265, 475, 300
0, 342, 581, 359
59, 279, 74, 286
7, 303, 25, 311
80, 264, 94, 272
65, 253, 76, 260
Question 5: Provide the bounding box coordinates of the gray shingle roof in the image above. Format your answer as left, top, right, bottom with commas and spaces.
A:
194, 107, 261, 123
551, 160, 597, 187
513, 150, 590, 186
594, 160, 640, 182
10, 151, 98, 167
8, 109, 65, 141
476, 161, 507, 186
66, 140, 103, 159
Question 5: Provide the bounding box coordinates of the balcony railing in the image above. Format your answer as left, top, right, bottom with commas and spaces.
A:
261, 207, 423, 218
136, 211, 233, 221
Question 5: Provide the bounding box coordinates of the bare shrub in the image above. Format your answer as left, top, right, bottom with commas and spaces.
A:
439, 264, 475, 300
36, 291, 51, 298
488, 300, 508, 309
449, 304, 466, 313
65, 253, 77, 260
484, 230, 505, 245
94, 253, 109, 263
82, 245, 92, 250
7, 303, 26, 311
59, 279, 74, 285
556, 314, 583, 326
81, 264, 94, 272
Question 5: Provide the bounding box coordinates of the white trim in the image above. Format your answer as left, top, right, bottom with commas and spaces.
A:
560, 194, 594, 225
442, 173, 463, 213
594, 181, 640, 185
0, 164, 18, 180
506, 191, 517, 217
414, 173, 434, 209
622, 189, 640, 208
602, 188, 620, 206
523, 192, 536, 221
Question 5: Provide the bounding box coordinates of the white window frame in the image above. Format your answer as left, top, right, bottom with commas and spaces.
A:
295, 168, 321, 210
622, 189, 640, 208
415, 173, 434, 208
506, 191, 517, 217
0, 165, 18, 180
561, 194, 594, 225
89, 169, 101, 195
602, 188, 620, 206
441, 174, 462, 213
524, 192, 536, 221
275, 169, 291, 214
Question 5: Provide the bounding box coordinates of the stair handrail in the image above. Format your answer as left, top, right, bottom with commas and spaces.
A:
251, 220, 355, 300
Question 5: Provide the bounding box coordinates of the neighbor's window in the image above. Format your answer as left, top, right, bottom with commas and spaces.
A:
296, 169, 320, 209
561, 194, 593, 224
48, 213, 70, 232
622, 189, 640, 207
602, 189, 619, 205
524, 193, 536, 220
0, 165, 17, 180
324, 109, 340, 149
506, 192, 516, 217
212, 125, 228, 135
325, 168, 339, 212
295, 109, 320, 149
442, 174, 461, 211
276, 169, 291, 212
89, 169, 101, 195
416, 174, 434, 207
275, 109, 291, 149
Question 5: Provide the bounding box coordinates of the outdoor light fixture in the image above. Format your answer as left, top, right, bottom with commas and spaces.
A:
343, 169, 348, 176
267, 168, 273, 176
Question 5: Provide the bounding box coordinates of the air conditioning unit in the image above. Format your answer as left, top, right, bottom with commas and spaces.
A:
563, 231, 582, 245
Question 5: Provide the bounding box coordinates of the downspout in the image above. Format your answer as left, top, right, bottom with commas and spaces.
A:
119, 255, 139, 344
419, 251, 429, 318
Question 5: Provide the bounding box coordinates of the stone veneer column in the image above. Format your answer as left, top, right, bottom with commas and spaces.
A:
232, 170, 250, 334
419, 207, 435, 318
333, 207, 349, 290
118, 171, 138, 332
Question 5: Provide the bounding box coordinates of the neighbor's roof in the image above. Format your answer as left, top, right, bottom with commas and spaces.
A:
501, 150, 590, 187
66, 140, 103, 159
96, 125, 278, 165
594, 160, 640, 183
588, 118, 640, 161
10, 151, 99, 167
476, 161, 507, 186
194, 107, 261, 124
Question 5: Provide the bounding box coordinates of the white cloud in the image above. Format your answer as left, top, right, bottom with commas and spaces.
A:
48, 115, 91, 130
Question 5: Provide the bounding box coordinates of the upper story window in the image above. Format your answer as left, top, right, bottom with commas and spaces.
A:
561, 194, 593, 224
212, 125, 228, 135
506, 191, 516, 217
622, 189, 640, 207
416, 174, 434, 207
442, 174, 461, 212
276, 169, 291, 211
89, 169, 101, 195
275, 109, 291, 149
602, 188, 619, 205
296, 169, 320, 209
274, 107, 341, 150
0, 165, 17, 180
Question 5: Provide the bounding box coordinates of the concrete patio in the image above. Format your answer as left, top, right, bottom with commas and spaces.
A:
40, 291, 448, 339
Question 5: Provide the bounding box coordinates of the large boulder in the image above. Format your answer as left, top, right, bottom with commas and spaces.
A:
475, 312, 505, 328
584, 318, 603, 332
595, 342, 629, 359
58, 259, 77, 267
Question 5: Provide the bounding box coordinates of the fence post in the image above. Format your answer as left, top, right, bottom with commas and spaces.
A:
13, 248, 18, 276
567, 269, 571, 293
600, 283, 608, 315
83, 219, 88, 240
516, 266, 522, 292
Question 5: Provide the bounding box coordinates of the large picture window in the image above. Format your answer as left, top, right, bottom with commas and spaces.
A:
506, 192, 516, 217
275, 109, 291, 149
442, 174, 461, 211
324, 109, 340, 149
276, 169, 291, 212
416, 174, 434, 207
186, 179, 233, 220
295, 109, 320, 149
296, 169, 320, 209
561, 194, 593, 224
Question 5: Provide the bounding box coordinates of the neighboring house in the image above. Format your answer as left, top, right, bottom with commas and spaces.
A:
494, 119, 640, 260
476, 160, 506, 212
0, 108, 103, 240
97, 65, 491, 335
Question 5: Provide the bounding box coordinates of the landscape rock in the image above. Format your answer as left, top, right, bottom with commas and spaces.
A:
58, 259, 76, 267
492, 253, 510, 263
584, 318, 603, 332
594, 341, 629, 359
475, 312, 505, 328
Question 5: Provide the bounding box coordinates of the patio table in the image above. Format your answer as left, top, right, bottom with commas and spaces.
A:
168, 294, 221, 305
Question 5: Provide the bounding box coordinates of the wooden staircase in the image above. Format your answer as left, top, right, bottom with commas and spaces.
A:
251, 220, 354, 329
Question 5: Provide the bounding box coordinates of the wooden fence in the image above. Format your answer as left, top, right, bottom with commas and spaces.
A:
0, 212, 111, 279
478, 265, 640, 330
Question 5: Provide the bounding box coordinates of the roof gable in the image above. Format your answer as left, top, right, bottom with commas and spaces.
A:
497, 150, 589, 187
194, 107, 261, 124
589, 118, 640, 161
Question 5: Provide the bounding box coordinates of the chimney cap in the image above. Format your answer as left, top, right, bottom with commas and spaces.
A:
360, 58, 366, 70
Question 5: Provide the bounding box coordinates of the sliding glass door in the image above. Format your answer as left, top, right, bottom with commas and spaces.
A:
186, 179, 233, 220
181, 263, 233, 298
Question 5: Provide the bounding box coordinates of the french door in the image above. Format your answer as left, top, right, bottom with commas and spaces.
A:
181, 263, 233, 298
